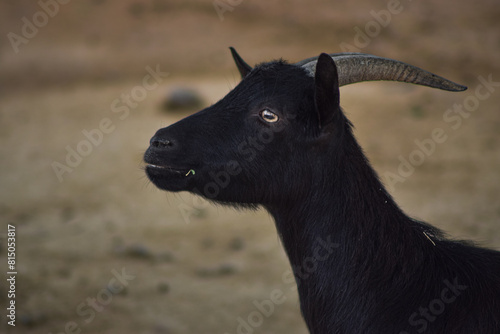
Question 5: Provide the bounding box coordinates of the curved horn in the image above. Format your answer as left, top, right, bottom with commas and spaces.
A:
296, 53, 467, 92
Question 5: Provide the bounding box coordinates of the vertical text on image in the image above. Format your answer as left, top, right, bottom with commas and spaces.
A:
6, 224, 17, 326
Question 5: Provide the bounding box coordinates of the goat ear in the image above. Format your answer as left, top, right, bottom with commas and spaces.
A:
230, 47, 252, 79
314, 53, 340, 129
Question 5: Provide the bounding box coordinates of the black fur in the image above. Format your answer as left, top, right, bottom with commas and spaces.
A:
144, 51, 500, 333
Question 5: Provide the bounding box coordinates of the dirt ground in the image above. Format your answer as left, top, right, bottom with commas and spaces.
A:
1, 1, 499, 333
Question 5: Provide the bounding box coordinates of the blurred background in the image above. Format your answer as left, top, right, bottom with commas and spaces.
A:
1, 1, 499, 333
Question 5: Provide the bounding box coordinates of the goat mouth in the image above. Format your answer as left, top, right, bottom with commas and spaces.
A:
145, 163, 197, 191
146, 164, 193, 176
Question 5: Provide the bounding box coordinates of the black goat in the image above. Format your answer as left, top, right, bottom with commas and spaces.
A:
144, 48, 500, 333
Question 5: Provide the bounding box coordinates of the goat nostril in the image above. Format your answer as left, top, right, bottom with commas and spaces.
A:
151, 138, 174, 148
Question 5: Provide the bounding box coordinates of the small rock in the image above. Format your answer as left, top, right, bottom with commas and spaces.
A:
162, 87, 204, 112
157, 282, 170, 294
114, 244, 154, 260
218, 263, 237, 276
56, 267, 71, 279
18, 312, 47, 327
228, 237, 245, 251
410, 104, 426, 119
195, 263, 238, 278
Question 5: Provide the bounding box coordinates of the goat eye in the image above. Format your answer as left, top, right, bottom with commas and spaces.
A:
260, 109, 279, 123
